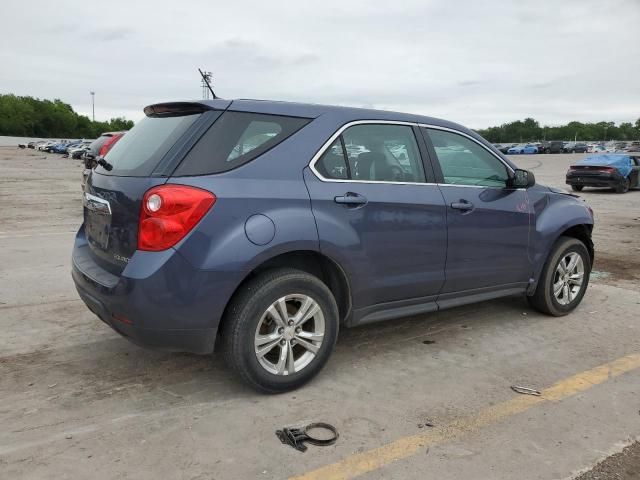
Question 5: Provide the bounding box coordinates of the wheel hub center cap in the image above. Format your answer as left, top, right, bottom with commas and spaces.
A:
283, 327, 295, 341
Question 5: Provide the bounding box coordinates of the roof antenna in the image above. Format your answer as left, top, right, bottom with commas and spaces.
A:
198, 68, 217, 99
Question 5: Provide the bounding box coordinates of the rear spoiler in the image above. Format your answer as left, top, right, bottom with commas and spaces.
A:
144, 100, 231, 118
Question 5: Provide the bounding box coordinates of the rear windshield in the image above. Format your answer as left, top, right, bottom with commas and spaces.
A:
96, 114, 201, 176
173, 111, 310, 176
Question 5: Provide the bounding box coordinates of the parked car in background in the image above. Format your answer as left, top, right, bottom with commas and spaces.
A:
566, 154, 640, 193
496, 144, 515, 154
51, 141, 81, 154
68, 141, 93, 159
587, 144, 606, 154
563, 142, 588, 153
43, 142, 63, 153
38, 141, 57, 151
72, 99, 594, 392
540, 141, 565, 154
51, 143, 70, 154
507, 143, 539, 154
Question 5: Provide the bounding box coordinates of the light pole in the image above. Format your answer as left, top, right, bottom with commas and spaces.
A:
90, 91, 95, 122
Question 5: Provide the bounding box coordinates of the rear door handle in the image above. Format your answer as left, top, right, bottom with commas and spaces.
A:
451, 201, 474, 211
334, 193, 368, 206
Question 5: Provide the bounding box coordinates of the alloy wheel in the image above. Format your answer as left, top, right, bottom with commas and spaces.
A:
552, 252, 584, 305
254, 294, 325, 375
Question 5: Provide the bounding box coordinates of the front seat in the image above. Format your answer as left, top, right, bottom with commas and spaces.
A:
354, 152, 380, 180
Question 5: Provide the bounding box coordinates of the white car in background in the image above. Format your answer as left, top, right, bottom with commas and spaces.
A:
68, 141, 93, 159
587, 144, 606, 154
38, 141, 57, 151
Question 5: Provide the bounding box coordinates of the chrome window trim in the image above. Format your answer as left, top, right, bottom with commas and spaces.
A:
308, 120, 515, 186
417, 123, 515, 174
308, 120, 435, 185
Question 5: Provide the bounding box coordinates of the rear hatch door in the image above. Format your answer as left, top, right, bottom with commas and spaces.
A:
83, 101, 229, 275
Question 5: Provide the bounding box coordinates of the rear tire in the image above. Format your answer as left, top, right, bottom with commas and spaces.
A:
615, 177, 630, 194
571, 185, 584, 192
527, 237, 591, 316
221, 268, 339, 393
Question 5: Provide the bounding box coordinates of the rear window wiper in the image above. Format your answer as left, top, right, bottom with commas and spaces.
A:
96, 156, 113, 171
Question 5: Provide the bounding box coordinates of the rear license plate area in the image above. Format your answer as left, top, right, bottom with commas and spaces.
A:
84, 193, 112, 250
86, 213, 111, 250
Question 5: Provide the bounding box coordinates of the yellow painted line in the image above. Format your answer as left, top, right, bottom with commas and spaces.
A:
292, 353, 640, 480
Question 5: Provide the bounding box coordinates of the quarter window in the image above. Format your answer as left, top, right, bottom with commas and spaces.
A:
315, 138, 349, 179
315, 124, 426, 183
425, 129, 509, 187
174, 112, 310, 176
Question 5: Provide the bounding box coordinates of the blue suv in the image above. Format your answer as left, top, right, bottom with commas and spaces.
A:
72, 99, 594, 392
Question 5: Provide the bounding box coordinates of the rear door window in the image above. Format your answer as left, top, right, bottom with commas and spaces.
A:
97, 114, 201, 176
313, 124, 427, 183
343, 124, 426, 182
174, 112, 310, 176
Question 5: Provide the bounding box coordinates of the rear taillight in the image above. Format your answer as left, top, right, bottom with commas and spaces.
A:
570, 166, 616, 174
99, 135, 123, 157
138, 185, 216, 251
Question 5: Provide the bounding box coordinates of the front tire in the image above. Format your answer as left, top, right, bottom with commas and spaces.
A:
222, 268, 339, 393
528, 237, 591, 316
571, 185, 584, 192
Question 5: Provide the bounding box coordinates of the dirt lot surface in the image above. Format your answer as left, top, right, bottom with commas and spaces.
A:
575, 441, 640, 480
1, 147, 639, 480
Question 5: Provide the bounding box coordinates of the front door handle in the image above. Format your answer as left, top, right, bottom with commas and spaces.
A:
334, 193, 368, 206
451, 200, 474, 211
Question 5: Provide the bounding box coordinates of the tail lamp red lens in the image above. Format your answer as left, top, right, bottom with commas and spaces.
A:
138, 185, 216, 251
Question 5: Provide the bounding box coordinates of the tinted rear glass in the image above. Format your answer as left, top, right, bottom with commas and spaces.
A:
173, 111, 310, 176
96, 114, 201, 176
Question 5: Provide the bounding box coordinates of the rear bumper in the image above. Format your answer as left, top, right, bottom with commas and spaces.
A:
74, 283, 217, 353
566, 172, 623, 188
72, 226, 243, 354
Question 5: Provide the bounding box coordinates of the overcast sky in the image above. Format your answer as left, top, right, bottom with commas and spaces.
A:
2, 0, 639, 128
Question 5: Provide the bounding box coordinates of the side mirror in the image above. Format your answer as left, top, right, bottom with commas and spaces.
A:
510, 169, 535, 188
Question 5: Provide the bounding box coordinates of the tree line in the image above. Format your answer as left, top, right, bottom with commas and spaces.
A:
476, 117, 640, 144
0, 94, 134, 139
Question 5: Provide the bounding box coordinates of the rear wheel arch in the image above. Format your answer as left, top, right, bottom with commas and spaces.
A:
216, 250, 351, 348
